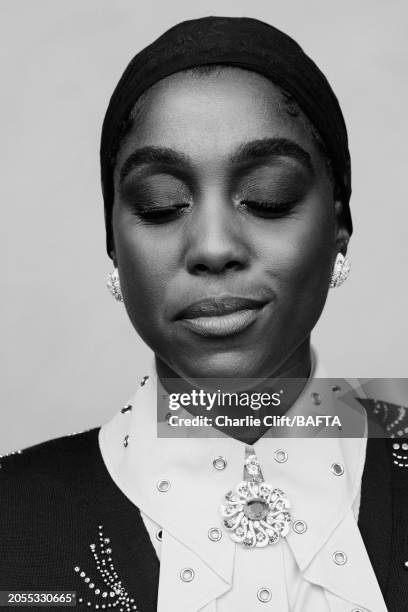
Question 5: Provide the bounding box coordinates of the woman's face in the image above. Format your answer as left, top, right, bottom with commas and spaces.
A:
111, 68, 345, 382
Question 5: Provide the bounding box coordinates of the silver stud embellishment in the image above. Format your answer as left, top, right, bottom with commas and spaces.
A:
208, 527, 222, 542
311, 392, 322, 406
292, 520, 307, 534
0, 449, 23, 458
333, 550, 347, 565
0, 448, 23, 470
358, 399, 408, 439
74, 525, 138, 610
257, 588, 272, 603
180, 568, 195, 582
392, 440, 408, 468
331, 462, 344, 476
213, 456, 227, 470
157, 479, 171, 492
140, 375, 149, 386
274, 449, 288, 463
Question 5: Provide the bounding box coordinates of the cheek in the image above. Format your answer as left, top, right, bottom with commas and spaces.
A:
257, 202, 335, 306
114, 218, 177, 324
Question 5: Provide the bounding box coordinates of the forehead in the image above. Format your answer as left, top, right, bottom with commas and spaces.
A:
116, 68, 318, 165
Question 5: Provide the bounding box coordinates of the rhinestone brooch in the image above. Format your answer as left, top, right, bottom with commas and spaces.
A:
220, 454, 291, 548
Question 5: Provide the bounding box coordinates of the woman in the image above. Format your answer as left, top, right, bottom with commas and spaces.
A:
1, 16, 406, 612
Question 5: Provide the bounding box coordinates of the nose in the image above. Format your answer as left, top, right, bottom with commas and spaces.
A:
184, 192, 250, 276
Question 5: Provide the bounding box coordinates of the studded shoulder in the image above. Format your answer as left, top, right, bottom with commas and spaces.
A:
391, 440, 408, 469
356, 398, 408, 475
0, 448, 23, 471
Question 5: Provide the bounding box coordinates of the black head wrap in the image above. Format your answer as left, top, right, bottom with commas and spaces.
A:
101, 16, 352, 257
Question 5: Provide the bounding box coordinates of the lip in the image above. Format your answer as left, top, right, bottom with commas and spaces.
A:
176, 296, 268, 338
177, 296, 268, 319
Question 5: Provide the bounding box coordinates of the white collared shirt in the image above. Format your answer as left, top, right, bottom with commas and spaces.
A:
99, 353, 387, 612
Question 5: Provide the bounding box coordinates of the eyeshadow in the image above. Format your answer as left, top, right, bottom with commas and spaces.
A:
121, 173, 191, 209
236, 160, 312, 203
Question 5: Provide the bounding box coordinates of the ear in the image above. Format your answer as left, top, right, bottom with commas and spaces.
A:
108, 236, 118, 267
110, 250, 118, 268
334, 199, 351, 256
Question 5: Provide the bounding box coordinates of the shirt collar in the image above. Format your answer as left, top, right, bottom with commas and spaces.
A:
99, 350, 386, 612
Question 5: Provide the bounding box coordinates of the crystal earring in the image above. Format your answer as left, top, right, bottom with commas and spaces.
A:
330, 252, 351, 288
107, 268, 123, 302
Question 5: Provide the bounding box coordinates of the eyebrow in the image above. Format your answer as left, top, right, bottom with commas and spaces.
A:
120, 147, 191, 184
119, 137, 313, 184
230, 138, 313, 172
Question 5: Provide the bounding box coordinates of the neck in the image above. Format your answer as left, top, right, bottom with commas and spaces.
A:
155, 339, 312, 444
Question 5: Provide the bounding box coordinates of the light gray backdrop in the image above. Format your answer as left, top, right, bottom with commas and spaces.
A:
2, 0, 407, 454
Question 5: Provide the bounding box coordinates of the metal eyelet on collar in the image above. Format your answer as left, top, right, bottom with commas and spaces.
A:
157, 479, 171, 492
208, 527, 222, 542
274, 449, 288, 463
331, 462, 344, 476
333, 550, 347, 565
180, 567, 195, 582
213, 456, 227, 470
257, 587, 272, 603
292, 520, 307, 534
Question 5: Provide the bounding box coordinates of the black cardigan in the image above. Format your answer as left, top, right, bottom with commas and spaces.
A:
0, 428, 407, 612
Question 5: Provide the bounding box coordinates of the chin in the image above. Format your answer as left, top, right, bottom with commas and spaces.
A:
173, 350, 272, 388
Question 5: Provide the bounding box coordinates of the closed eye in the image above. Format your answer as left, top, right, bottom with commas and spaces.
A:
241, 200, 298, 217
134, 203, 190, 223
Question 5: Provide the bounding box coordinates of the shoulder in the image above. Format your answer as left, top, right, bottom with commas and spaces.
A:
0, 428, 101, 495
0, 429, 158, 600
0, 426, 142, 518
0, 429, 102, 588
0, 428, 105, 532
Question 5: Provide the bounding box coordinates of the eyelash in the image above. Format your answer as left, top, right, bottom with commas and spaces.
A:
134, 200, 296, 223
134, 204, 190, 223
240, 200, 297, 217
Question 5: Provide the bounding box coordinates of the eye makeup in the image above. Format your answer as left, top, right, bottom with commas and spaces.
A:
234, 159, 313, 217
121, 173, 192, 218
235, 160, 312, 205
119, 156, 313, 224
